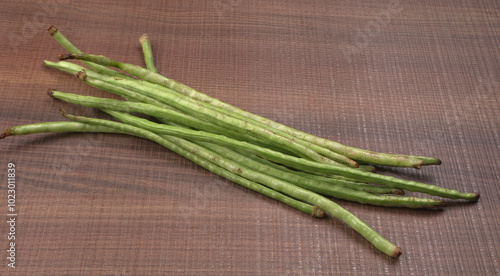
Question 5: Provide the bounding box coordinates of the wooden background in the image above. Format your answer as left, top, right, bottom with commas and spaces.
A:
1, 0, 499, 274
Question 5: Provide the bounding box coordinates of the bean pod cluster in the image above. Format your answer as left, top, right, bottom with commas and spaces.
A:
0, 26, 480, 258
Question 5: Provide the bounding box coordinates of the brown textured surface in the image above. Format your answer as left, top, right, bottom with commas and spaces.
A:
0, 0, 499, 274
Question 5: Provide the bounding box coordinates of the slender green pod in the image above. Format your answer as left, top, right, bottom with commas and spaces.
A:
59, 53, 439, 168
44, 62, 276, 149
140, 34, 158, 73
45, 61, 337, 161
101, 109, 350, 174
0, 120, 322, 218
247, 155, 404, 195
197, 142, 444, 208
129, 78, 359, 167
49, 84, 339, 165
48, 26, 131, 79
61, 111, 402, 258
0, 121, 122, 138
46, 90, 481, 202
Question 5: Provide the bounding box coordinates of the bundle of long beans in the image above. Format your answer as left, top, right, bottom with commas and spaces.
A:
0, 26, 479, 258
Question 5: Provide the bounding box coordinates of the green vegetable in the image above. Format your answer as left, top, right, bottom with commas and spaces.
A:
0, 120, 323, 218
60, 110, 403, 258
48, 88, 341, 165
59, 53, 440, 168
139, 34, 158, 73
47, 90, 356, 174
0, 121, 120, 138
48, 26, 131, 79
0, 27, 480, 259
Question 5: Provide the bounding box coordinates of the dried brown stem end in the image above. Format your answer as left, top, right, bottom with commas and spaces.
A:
76, 69, 87, 81
312, 206, 325, 218
48, 25, 58, 36
392, 247, 403, 258
473, 193, 480, 202
139, 33, 149, 46
58, 53, 74, 60
0, 129, 12, 139
47, 89, 55, 97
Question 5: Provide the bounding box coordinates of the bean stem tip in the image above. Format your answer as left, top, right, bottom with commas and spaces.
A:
312, 206, 325, 218
47, 25, 58, 36
47, 89, 55, 97
473, 193, 480, 202
392, 247, 402, 258
59, 108, 69, 118
139, 33, 149, 45
0, 129, 12, 139
58, 53, 74, 60
76, 69, 87, 81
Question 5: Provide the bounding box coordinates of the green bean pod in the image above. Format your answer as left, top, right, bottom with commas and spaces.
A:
59, 53, 440, 168
0, 120, 324, 218
60, 111, 402, 258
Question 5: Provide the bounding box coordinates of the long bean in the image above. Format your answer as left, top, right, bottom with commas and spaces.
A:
60, 111, 402, 258
48, 26, 131, 79
0, 121, 121, 138
0, 120, 323, 218
247, 155, 404, 195
46, 90, 345, 175
46, 61, 367, 170
195, 142, 444, 208
107, 71, 359, 167
49, 85, 339, 166
45, 61, 334, 160
57, 55, 357, 167
45, 61, 267, 146
59, 53, 440, 167
140, 34, 157, 73
48, 90, 480, 201
113, 75, 360, 168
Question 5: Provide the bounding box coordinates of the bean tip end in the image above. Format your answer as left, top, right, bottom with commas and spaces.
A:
473, 193, 480, 202
76, 69, 87, 81
312, 206, 325, 218
0, 129, 12, 139
58, 53, 73, 61
139, 33, 149, 45
59, 108, 69, 117
48, 25, 58, 36
392, 247, 402, 258
47, 89, 55, 97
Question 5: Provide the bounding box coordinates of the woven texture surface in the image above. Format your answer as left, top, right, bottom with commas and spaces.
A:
0, 0, 499, 274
